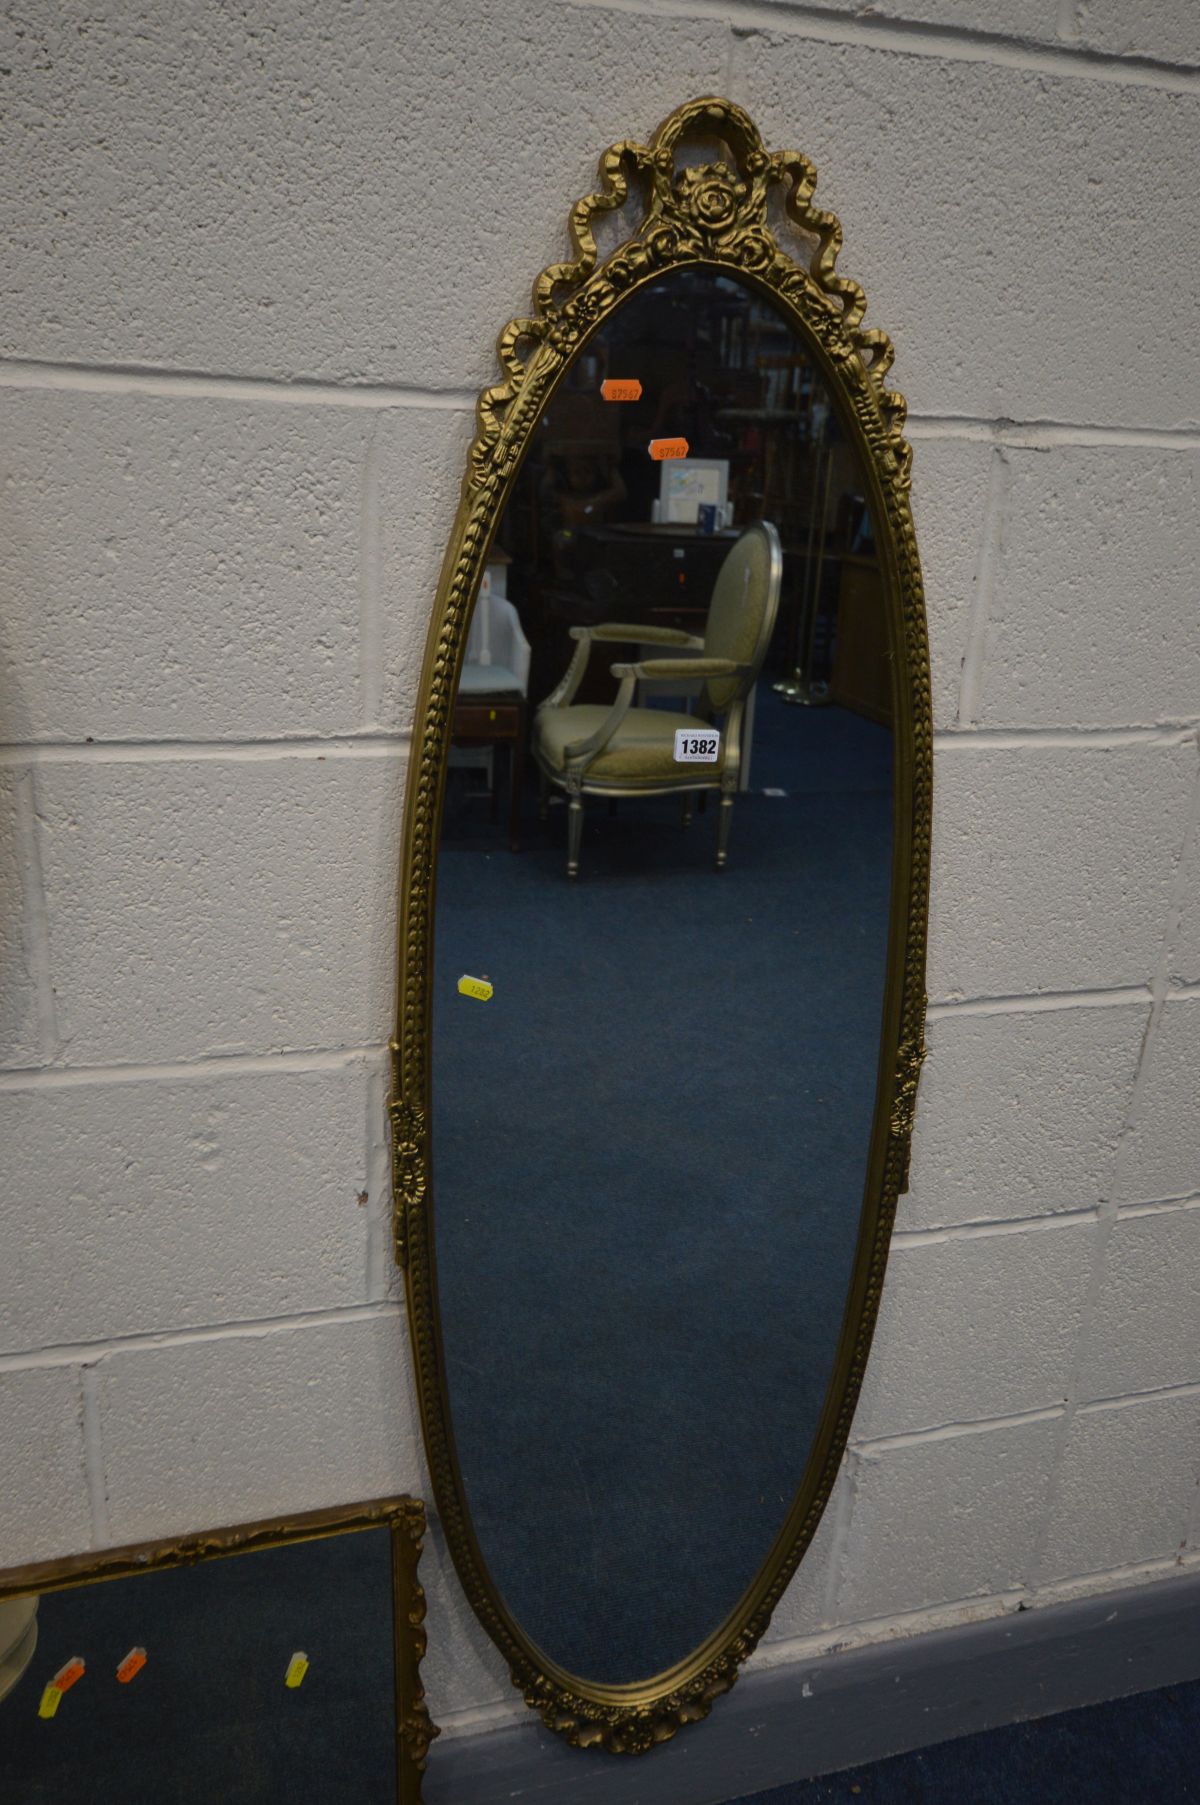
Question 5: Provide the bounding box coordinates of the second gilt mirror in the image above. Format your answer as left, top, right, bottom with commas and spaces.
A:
392, 97, 930, 1753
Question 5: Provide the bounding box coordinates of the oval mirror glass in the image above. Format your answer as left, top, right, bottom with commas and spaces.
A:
393, 98, 929, 1751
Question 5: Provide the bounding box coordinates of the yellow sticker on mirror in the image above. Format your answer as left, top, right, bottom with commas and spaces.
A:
457, 975, 494, 1001
285, 1652, 309, 1689
38, 1684, 63, 1719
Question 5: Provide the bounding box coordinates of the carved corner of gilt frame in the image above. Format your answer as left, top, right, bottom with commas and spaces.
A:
392, 1498, 441, 1790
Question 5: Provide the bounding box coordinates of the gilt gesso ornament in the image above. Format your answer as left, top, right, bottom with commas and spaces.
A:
391, 96, 931, 1755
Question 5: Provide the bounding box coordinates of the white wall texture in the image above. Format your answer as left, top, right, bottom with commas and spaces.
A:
2, 0, 1199, 1750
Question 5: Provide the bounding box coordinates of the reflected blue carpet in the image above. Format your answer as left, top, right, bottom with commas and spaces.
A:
727, 1678, 1200, 1803
432, 695, 893, 1683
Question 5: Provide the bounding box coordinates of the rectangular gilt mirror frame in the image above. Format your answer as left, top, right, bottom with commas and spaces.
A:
0, 1497, 438, 1803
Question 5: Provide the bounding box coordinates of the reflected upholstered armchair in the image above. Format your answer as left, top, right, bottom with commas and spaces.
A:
531, 521, 783, 877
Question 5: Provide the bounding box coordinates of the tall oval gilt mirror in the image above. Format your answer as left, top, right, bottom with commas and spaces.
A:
392, 98, 930, 1754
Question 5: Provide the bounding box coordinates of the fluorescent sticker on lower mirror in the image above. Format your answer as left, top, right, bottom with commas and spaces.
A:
116, 1648, 146, 1684
457, 975, 494, 1001
673, 728, 720, 764
284, 1652, 309, 1689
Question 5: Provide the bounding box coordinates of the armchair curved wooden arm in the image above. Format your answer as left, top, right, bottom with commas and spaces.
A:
610, 658, 742, 682
542, 623, 706, 712
583, 623, 704, 646
558, 669, 639, 763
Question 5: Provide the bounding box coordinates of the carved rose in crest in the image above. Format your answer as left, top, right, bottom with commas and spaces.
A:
735, 229, 774, 272
674, 163, 744, 232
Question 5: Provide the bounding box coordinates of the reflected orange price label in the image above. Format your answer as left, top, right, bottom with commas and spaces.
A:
53, 1659, 85, 1693
600, 379, 642, 402
116, 1648, 147, 1684
649, 438, 689, 460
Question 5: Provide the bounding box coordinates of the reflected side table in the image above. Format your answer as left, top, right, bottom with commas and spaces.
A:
451, 694, 528, 851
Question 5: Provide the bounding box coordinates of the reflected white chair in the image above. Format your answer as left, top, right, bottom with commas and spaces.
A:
451, 584, 533, 847
459, 587, 531, 701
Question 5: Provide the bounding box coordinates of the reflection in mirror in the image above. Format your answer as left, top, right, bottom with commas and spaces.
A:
432, 268, 893, 1684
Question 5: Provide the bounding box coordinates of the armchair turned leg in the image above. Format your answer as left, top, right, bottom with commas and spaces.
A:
715, 793, 734, 870
567, 794, 583, 879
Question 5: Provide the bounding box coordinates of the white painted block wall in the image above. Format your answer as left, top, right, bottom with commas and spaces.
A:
2, 0, 1198, 1746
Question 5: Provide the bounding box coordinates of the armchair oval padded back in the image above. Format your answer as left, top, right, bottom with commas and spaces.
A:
699, 521, 782, 714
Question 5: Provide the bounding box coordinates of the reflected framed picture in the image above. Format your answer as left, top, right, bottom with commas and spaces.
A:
0, 1497, 437, 1804
657, 456, 730, 524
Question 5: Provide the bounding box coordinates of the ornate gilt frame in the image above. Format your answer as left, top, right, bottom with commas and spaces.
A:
390, 97, 930, 1755
0, 1497, 438, 1803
